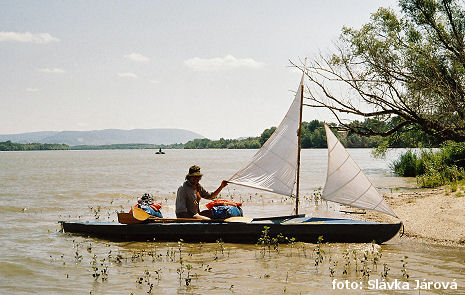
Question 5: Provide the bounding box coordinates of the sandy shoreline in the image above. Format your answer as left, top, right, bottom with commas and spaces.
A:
355, 187, 465, 246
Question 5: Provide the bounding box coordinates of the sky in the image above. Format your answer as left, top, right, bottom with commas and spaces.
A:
0, 0, 399, 140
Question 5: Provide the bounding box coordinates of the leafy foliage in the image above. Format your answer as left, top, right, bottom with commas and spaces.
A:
392, 150, 421, 177
1, 118, 438, 151
393, 141, 465, 187
0, 141, 69, 151
301, 0, 465, 142
183, 137, 261, 149
183, 118, 437, 149
71, 143, 183, 150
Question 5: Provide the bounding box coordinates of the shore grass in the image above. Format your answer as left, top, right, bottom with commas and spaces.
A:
392, 141, 465, 188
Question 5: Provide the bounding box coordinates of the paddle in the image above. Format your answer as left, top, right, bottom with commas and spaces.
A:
131, 205, 153, 221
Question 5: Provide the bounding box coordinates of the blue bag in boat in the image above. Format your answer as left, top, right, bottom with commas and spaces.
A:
140, 204, 163, 218
211, 205, 243, 219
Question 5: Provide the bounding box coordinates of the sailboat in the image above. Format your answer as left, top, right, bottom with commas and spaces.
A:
60, 72, 402, 243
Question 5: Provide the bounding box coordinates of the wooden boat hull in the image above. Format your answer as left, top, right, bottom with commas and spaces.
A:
60, 217, 402, 244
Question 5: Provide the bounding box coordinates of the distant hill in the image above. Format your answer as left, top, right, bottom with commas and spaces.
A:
0, 129, 204, 146
0, 131, 60, 143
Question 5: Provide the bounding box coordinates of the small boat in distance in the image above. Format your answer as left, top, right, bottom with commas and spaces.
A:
155, 148, 165, 154
61, 70, 402, 244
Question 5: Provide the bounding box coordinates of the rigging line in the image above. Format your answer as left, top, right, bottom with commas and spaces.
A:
323, 168, 363, 198
347, 183, 373, 206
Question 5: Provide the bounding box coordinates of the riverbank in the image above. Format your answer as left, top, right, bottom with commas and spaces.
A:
359, 187, 465, 246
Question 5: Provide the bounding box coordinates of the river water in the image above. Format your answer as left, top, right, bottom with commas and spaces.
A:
0, 149, 463, 294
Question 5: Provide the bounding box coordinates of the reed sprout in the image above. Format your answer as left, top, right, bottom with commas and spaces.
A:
313, 236, 325, 272
57, 230, 427, 294
401, 256, 409, 279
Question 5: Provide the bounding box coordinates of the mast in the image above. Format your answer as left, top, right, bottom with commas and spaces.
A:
295, 82, 304, 215
228, 62, 306, 201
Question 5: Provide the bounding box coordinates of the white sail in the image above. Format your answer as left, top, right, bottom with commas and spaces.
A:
228, 74, 304, 196
322, 124, 398, 217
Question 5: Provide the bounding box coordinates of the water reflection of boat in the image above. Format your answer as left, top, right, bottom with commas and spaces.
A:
61, 71, 402, 243
155, 148, 165, 154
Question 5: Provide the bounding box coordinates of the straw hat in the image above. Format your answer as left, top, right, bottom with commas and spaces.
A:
186, 165, 203, 179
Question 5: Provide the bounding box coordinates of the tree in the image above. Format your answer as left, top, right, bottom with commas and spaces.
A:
299, 0, 465, 142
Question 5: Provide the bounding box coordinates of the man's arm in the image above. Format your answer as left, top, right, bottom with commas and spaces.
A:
211, 180, 228, 199
200, 180, 228, 200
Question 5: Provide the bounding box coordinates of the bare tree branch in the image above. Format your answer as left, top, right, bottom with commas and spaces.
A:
293, 0, 465, 142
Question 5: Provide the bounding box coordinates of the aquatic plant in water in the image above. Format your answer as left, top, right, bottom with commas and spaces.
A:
342, 250, 351, 275
313, 236, 325, 272
136, 269, 154, 294
257, 226, 272, 256
401, 256, 409, 279
360, 251, 371, 279
328, 257, 337, 277
381, 263, 390, 279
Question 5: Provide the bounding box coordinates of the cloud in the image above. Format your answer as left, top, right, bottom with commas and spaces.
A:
149, 79, 160, 84
117, 72, 138, 79
26, 88, 40, 92
184, 54, 265, 71
0, 31, 59, 43
124, 52, 150, 63
37, 67, 66, 74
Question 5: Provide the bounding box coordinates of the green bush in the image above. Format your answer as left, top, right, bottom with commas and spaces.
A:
392, 150, 420, 177
393, 142, 465, 188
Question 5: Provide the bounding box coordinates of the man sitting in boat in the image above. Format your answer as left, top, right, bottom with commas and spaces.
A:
176, 165, 228, 220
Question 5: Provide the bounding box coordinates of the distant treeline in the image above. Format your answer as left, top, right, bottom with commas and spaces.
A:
182, 119, 438, 149
1, 118, 438, 151
0, 141, 69, 151
70, 143, 184, 150
183, 137, 262, 149
0, 141, 183, 151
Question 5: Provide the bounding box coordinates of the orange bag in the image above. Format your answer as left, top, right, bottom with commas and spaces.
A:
129, 202, 162, 213
206, 199, 242, 210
